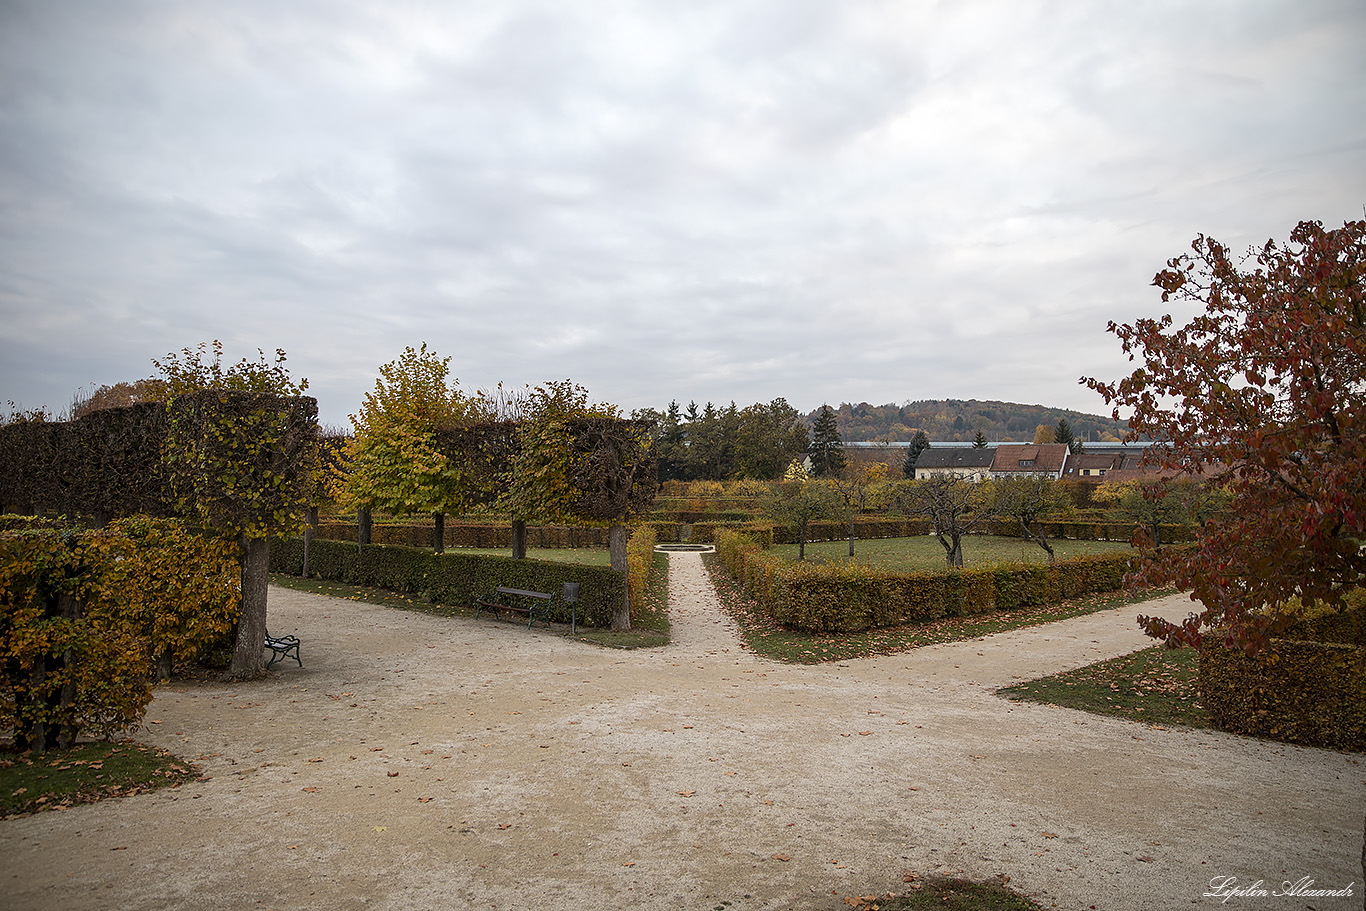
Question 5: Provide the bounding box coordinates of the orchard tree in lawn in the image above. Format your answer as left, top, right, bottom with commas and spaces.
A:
808, 404, 846, 477
994, 476, 1069, 562
152, 341, 317, 681
1084, 218, 1366, 652
902, 430, 929, 479
894, 475, 996, 568
831, 461, 887, 557
1092, 477, 1213, 550
765, 460, 837, 561
337, 345, 488, 554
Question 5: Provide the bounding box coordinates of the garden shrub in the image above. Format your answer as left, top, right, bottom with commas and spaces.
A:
271, 537, 625, 628
712, 532, 1133, 634
625, 524, 657, 619
0, 518, 240, 751
1198, 598, 1366, 751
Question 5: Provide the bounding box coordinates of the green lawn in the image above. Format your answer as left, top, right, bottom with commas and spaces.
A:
772, 534, 1130, 571
996, 645, 1206, 729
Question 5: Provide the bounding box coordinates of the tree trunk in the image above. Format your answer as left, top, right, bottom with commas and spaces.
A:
1021, 518, 1055, 562
847, 517, 855, 557
512, 519, 527, 559
609, 524, 631, 631
225, 534, 270, 681
433, 512, 445, 554
154, 648, 174, 682
358, 508, 372, 546
941, 533, 964, 568
302, 505, 318, 578
798, 520, 808, 561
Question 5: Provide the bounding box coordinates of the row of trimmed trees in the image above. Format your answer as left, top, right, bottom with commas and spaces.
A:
2, 343, 659, 681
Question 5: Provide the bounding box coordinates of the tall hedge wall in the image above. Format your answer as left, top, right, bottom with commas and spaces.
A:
1198, 600, 1366, 752
270, 538, 627, 628
714, 528, 1132, 633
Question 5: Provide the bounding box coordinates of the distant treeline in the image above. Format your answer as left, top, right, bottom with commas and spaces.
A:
628, 396, 1130, 482
800, 399, 1129, 444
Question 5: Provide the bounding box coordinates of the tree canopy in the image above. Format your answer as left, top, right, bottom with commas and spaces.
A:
1084, 218, 1366, 652
338, 344, 487, 521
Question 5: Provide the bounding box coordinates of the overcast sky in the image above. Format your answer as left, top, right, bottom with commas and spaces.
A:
2, 0, 1363, 429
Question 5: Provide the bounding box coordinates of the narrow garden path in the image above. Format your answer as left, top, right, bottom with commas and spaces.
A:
1, 554, 1361, 911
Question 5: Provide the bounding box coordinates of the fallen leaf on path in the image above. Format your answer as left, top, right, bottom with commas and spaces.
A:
772, 854, 790, 862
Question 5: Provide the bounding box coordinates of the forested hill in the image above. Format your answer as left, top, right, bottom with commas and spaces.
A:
803, 399, 1130, 444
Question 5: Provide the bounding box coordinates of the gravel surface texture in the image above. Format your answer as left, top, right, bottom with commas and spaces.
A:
2, 551, 1362, 910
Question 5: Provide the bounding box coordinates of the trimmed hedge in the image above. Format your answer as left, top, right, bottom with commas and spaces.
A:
271, 537, 626, 628
1, 517, 240, 750
715, 528, 1133, 634
1198, 601, 1366, 752
310, 521, 612, 549
983, 518, 1195, 544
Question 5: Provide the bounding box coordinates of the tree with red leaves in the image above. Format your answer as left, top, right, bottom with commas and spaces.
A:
1085, 218, 1366, 653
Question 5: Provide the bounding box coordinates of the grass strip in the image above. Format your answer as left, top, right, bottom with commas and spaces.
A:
841, 875, 1043, 910
0, 740, 198, 818
704, 553, 1173, 664
996, 644, 1206, 729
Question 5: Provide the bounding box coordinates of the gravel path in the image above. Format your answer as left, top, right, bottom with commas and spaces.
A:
2, 552, 1362, 911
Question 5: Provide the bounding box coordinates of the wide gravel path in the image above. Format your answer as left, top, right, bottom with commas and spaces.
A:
2, 552, 1362, 911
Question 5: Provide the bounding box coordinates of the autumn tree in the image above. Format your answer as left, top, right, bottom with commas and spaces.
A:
808, 405, 846, 477
993, 476, 1069, 562
70, 379, 168, 418
337, 345, 487, 553
1084, 218, 1366, 651
894, 476, 995, 567
499, 381, 656, 630
1031, 424, 1053, 445
1092, 478, 1209, 550
765, 461, 837, 561
151, 341, 317, 680
831, 461, 887, 557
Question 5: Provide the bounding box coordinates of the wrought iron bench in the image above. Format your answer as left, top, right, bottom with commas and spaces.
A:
475, 587, 554, 629
264, 631, 302, 668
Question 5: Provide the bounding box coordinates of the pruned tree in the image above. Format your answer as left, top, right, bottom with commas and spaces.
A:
831, 461, 887, 557
336, 345, 487, 554
766, 469, 837, 561
152, 341, 317, 681
894, 476, 996, 567
498, 381, 657, 630
993, 476, 1069, 562
1084, 218, 1366, 652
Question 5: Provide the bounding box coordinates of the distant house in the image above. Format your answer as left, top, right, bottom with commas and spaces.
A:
913, 447, 996, 482
1062, 452, 1123, 478
989, 443, 1070, 480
